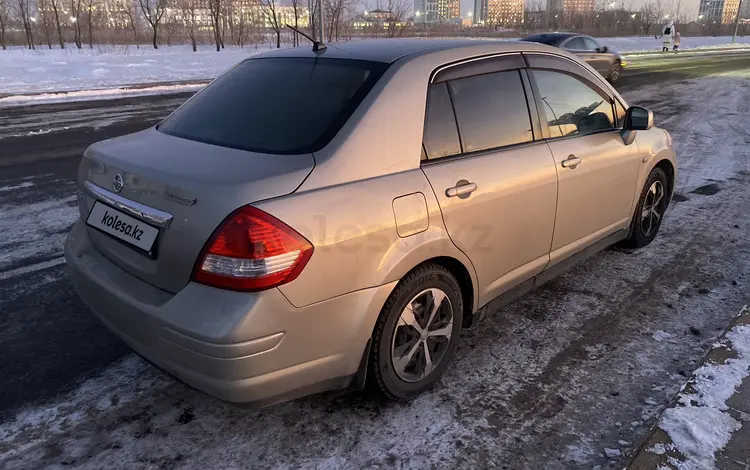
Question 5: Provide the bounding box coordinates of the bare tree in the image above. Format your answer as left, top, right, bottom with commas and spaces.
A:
138, 0, 167, 49
261, 0, 281, 48
121, 0, 139, 47
0, 0, 7, 50
639, 1, 657, 35
86, 0, 95, 48
49, 0, 64, 48
307, 0, 317, 40
288, 0, 302, 46
16, 0, 35, 49
37, 0, 54, 48
208, 0, 223, 50
70, 0, 83, 48
181, 0, 199, 51
385, 0, 409, 38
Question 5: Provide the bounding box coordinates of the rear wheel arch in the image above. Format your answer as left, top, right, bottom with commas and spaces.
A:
422, 256, 475, 326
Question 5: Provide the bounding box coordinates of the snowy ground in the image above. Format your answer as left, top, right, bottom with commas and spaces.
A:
657, 308, 750, 470
0, 36, 748, 98
0, 68, 749, 469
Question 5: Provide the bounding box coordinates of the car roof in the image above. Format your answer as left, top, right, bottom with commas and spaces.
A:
252, 38, 559, 64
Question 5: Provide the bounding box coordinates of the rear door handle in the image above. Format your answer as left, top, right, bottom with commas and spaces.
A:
446, 182, 477, 198
561, 155, 582, 169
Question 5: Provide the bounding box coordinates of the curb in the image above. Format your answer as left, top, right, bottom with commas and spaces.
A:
623, 46, 750, 58
626, 305, 750, 469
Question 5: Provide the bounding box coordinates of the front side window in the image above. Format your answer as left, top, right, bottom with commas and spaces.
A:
531, 70, 615, 138
583, 37, 600, 51
565, 37, 587, 50
447, 70, 533, 153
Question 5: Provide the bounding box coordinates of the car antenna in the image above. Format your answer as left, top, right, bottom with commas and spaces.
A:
285, 24, 326, 53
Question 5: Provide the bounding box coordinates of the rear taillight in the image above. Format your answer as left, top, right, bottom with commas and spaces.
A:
192, 206, 313, 292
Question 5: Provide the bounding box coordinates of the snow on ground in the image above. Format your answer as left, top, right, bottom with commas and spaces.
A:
657, 307, 750, 470
601, 35, 750, 53
0, 183, 78, 272
0, 44, 269, 95
0, 36, 748, 100
1, 73, 750, 469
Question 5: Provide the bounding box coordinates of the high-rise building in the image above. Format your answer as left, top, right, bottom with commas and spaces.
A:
547, 0, 595, 16
438, 0, 460, 20
742, 0, 750, 18
473, 0, 524, 24
699, 0, 741, 23
415, 0, 440, 22
474, 0, 487, 23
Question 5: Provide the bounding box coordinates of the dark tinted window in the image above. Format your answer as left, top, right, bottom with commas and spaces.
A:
448, 71, 533, 153
583, 37, 600, 51
565, 37, 587, 50
521, 34, 568, 46
423, 82, 461, 159
532, 70, 615, 138
158, 58, 387, 154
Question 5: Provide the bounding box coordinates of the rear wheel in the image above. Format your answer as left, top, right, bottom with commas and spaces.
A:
623, 167, 669, 248
608, 62, 623, 83
369, 264, 463, 401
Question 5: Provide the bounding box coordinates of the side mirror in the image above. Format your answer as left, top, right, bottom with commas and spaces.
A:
624, 106, 654, 130
599, 45, 609, 53
621, 106, 653, 145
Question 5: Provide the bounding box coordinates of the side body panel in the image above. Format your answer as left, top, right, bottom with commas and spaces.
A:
546, 132, 641, 266
421, 144, 558, 307
255, 169, 479, 310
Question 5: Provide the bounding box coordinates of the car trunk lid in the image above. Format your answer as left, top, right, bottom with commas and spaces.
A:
78, 127, 314, 294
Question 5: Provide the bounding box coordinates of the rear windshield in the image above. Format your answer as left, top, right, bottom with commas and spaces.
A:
157, 57, 388, 154
521, 35, 568, 46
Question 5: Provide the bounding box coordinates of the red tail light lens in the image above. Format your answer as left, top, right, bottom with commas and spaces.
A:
192, 206, 313, 292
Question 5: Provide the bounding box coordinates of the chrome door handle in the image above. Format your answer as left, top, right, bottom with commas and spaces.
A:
446, 182, 477, 198
561, 155, 582, 169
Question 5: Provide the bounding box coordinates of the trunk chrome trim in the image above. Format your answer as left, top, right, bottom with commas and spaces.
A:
84, 180, 174, 228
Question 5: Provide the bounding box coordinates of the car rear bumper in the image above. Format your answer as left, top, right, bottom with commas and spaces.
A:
64, 221, 395, 407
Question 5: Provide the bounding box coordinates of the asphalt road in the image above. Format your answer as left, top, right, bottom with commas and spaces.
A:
1, 52, 750, 469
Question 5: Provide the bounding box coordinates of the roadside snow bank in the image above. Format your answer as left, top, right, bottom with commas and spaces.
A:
657, 308, 750, 469
0, 44, 266, 95
0, 83, 206, 108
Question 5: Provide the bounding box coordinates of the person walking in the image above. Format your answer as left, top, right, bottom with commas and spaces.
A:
660, 20, 675, 51
673, 31, 681, 52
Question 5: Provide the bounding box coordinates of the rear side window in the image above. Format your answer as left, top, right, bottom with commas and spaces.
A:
448, 70, 533, 153
158, 58, 387, 154
423, 83, 461, 159
531, 70, 615, 138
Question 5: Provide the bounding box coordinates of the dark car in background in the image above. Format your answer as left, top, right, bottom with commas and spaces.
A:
521, 33, 625, 83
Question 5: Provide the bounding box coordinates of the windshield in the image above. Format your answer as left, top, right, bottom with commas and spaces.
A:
158, 57, 388, 154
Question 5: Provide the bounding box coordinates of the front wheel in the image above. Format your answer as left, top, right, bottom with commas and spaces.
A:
623, 167, 669, 248
608, 62, 623, 83
369, 263, 463, 401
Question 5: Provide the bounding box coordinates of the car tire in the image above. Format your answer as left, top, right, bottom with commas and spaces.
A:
623, 167, 669, 248
369, 263, 463, 401
608, 62, 623, 83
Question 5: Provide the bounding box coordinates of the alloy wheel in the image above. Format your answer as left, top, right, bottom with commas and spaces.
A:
640, 180, 665, 237
390, 288, 454, 383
